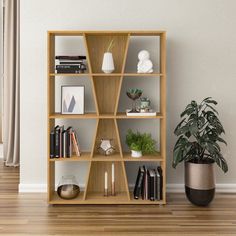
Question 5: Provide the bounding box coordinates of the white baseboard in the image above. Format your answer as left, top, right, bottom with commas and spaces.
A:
19, 184, 47, 193
18, 184, 86, 193
19, 183, 236, 193
0, 143, 3, 159
167, 183, 236, 193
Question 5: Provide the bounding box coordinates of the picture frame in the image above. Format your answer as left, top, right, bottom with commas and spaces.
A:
61, 85, 85, 115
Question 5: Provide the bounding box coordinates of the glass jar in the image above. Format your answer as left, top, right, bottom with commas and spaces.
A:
57, 175, 80, 200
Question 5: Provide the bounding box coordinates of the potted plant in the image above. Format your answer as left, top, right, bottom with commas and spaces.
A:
126, 129, 157, 158
173, 97, 228, 206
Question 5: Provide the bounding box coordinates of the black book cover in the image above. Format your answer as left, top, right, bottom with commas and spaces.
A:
55, 55, 86, 60
54, 126, 60, 158
157, 166, 163, 200
56, 64, 85, 69
56, 68, 86, 74
66, 127, 72, 158
59, 126, 64, 158
133, 166, 145, 199
50, 131, 55, 158
141, 166, 146, 200
62, 130, 67, 158
148, 169, 155, 201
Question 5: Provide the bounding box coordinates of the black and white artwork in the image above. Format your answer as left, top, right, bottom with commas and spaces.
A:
61, 86, 84, 114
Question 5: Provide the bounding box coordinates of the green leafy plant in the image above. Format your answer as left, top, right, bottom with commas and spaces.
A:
126, 129, 157, 154
173, 97, 228, 173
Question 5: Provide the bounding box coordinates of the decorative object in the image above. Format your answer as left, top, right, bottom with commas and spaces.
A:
137, 50, 153, 73
98, 139, 115, 156
111, 162, 115, 196
126, 88, 143, 113
102, 39, 115, 73
57, 175, 80, 200
140, 97, 151, 112
61, 86, 84, 114
173, 97, 228, 206
104, 171, 108, 196
126, 129, 157, 158
126, 109, 156, 117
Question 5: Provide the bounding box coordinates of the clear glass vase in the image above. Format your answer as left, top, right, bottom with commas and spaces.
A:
57, 175, 80, 200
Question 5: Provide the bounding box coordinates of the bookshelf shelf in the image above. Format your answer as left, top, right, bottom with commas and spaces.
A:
47, 30, 166, 205
49, 153, 91, 162
49, 113, 97, 119
50, 73, 163, 77
123, 153, 163, 162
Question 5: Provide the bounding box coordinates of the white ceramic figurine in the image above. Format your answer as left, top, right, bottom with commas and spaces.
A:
137, 50, 153, 73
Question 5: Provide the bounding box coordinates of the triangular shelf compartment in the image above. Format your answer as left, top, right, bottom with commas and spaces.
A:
85, 161, 129, 202
93, 76, 122, 115
92, 119, 122, 159
85, 34, 129, 73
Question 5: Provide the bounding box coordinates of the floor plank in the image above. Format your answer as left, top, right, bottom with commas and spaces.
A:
1, 160, 236, 235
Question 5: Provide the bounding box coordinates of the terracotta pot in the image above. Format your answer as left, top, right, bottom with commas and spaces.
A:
185, 161, 215, 206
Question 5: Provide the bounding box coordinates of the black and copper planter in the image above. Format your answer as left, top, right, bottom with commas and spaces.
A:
185, 161, 215, 206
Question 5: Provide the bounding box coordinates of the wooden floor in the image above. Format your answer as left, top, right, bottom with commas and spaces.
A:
1, 161, 236, 235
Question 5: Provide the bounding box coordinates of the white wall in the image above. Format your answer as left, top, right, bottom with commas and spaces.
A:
20, 0, 236, 192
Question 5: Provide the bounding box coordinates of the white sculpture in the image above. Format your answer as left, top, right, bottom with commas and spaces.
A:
137, 50, 153, 73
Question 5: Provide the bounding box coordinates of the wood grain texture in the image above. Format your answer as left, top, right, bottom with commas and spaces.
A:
47, 31, 166, 205
2, 162, 236, 235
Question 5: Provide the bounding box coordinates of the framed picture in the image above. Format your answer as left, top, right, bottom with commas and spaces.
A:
61, 86, 85, 114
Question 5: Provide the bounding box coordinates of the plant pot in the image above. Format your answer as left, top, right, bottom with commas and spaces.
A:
131, 150, 142, 158
185, 161, 215, 206
102, 52, 115, 73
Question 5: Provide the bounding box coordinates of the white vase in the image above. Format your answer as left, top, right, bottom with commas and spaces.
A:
102, 52, 115, 73
131, 150, 142, 158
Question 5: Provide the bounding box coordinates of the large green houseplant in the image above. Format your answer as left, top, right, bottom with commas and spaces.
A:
173, 97, 228, 206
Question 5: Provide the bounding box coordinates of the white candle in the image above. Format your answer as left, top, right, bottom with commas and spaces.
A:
105, 171, 108, 189
112, 163, 115, 183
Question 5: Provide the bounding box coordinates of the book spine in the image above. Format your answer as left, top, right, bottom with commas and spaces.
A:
133, 167, 141, 199
56, 69, 86, 74
50, 131, 55, 158
55, 56, 86, 60
71, 131, 80, 157
56, 64, 86, 69
74, 132, 81, 156
54, 129, 60, 158
59, 61, 84, 65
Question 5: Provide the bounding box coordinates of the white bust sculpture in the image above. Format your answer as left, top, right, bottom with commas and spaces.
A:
137, 50, 153, 73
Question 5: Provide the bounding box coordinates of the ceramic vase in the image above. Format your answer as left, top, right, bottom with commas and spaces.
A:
102, 52, 115, 73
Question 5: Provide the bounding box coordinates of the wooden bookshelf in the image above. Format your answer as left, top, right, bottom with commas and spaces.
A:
47, 30, 166, 204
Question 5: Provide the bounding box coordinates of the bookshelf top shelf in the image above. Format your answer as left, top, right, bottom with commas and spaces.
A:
49, 73, 164, 77
48, 30, 166, 36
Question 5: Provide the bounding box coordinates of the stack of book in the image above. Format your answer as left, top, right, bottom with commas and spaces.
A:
133, 166, 163, 201
55, 55, 87, 74
50, 126, 81, 158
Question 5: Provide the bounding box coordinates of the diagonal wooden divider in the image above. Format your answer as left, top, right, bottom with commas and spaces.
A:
83, 33, 131, 201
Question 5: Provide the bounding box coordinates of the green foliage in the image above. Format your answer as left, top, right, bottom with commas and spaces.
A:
173, 97, 228, 173
126, 129, 157, 154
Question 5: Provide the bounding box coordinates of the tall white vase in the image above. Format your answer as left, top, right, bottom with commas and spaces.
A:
102, 52, 115, 73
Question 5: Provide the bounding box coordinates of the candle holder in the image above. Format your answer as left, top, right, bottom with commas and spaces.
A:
104, 188, 108, 197
111, 182, 115, 196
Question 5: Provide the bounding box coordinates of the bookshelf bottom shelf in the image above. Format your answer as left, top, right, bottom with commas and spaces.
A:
49, 191, 165, 204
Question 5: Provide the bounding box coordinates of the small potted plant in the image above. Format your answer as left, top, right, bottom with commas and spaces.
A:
173, 97, 228, 206
126, 129, 157, 158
